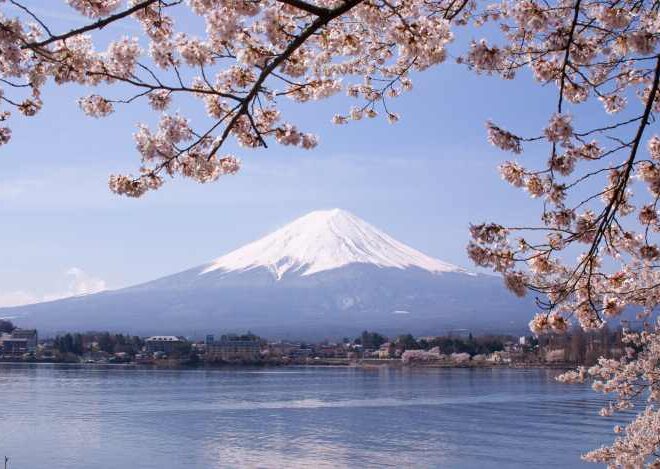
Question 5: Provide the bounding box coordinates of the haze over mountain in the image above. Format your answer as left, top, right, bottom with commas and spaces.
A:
1, 209, 533, 338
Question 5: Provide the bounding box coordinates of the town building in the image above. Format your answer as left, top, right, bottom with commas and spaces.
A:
0, 329, 38, 356
207, 338, 260, 361
266, 342, 299, 358
145, 336, 186, 354
290, 347, 313, 360
1, 337, 28, 356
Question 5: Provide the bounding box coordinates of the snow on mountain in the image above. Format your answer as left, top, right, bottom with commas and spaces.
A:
202, 208, 466, 279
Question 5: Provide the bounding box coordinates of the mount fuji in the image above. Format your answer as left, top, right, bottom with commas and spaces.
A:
2, 209, 534, 338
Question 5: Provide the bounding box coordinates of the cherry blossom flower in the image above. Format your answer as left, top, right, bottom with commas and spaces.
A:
487, 122, 523, 153
466, 40, 504, 73
649, 136, 660, 160
0, 127, 11, 146
599, 94, 627, 114
78, 95, 114, 117
67, 0, 121, 18
147, 90, 172, 111
504, 271, 527, 297
544, 114, 573, 144
499, 161, 525, 187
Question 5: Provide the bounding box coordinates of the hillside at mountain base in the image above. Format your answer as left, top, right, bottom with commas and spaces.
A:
1, 209, 534, 338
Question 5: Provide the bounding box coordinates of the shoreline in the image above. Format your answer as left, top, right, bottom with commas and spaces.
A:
0, 359, 577, 371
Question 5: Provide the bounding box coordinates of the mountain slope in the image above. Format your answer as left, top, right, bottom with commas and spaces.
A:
1, 209, 533, 337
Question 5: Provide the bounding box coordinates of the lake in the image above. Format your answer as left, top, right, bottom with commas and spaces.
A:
0, 364, 620, 468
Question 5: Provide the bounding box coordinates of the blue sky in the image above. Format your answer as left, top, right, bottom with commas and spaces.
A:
0, 4, 579, 305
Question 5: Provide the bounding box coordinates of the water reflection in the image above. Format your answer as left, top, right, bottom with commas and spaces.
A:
0, 365, 621, 468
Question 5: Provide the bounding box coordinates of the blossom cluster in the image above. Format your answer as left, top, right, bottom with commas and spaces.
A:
557, 323, 660, 466
464, 0, 660, 464
0, 0, 461, 195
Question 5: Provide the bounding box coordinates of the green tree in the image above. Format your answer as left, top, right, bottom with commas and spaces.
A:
98, 332, 114, 353
358, 331, 387, 349
396, 334, 419, 351
0, 320, 15, 334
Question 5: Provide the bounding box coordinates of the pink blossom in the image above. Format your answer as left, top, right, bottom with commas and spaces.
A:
147, 90, 172, 111
487, 122, 522, 153
648, 136, 660, 160
599, 94, 627, 114
78, 95, 114, 117
544, 114, 573, 144
67, 0, 121, 18
466, 40, 504, 73
0, 127, 11, 146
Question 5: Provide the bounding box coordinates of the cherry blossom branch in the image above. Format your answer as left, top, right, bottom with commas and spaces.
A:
557, 0, 581, 112
207, 0, 365, 159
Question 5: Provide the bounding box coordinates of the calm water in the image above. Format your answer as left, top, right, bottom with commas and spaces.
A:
0, 364, 620, 468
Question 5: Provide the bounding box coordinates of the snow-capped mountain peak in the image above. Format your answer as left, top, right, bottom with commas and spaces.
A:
4, 208, 532, 336
201, 208, 466, 279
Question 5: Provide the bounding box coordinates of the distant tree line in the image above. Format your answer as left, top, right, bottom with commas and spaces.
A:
53, 332, 144, 356
424, 335, 508, 356
352, 327, 627, 365
354, 330, 511, 355
54, 333, 84, 356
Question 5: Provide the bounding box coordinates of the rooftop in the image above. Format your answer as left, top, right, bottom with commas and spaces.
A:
145, 336, 183, 342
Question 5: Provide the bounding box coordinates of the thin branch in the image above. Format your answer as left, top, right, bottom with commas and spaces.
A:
25, 0, 160, 49
8, 0, 52, 36
557, 0, 582, 113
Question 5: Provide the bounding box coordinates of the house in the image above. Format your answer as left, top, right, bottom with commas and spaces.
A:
487, 351, 511, 363
266, 342, 298, 357
290, 347, 313, 360
145, 336, 186, 354
11, 329, 38, 352
378, 342, 394, 359
314, 343, 348, 359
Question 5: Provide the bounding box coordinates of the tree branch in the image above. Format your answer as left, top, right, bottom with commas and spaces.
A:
275, 0, 331, 16
208, 0, 365, 158
25, 0, 160, 49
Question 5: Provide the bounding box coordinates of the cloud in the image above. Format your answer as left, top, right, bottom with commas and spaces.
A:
65, 267, 107, 296
0, 268, 107, 308
0, 291, 39, 308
